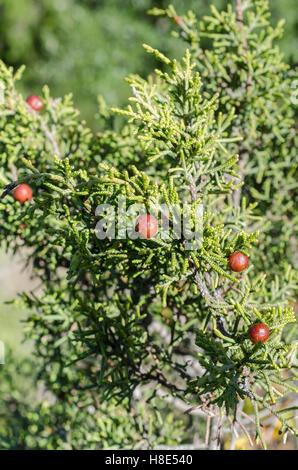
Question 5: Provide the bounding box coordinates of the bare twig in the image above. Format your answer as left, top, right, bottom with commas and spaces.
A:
209, 414, 222, 450
205, 415, 211, 445
236, 418, 254, 447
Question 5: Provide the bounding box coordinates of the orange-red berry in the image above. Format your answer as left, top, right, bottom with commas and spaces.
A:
13, 184, 33, 203
248, 323, 270, 344
228, 251, 249, 272
26, 95, 44, 111
136, 214, 158, 239
173, 15, 183, 25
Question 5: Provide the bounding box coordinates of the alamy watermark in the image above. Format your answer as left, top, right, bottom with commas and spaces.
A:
94, 197, 204, 250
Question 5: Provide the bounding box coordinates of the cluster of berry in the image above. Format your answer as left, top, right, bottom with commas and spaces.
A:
12, 108, 270, 346
134, 216, 270, 344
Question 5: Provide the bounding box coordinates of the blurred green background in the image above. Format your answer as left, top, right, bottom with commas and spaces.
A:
0, 0, 297, 355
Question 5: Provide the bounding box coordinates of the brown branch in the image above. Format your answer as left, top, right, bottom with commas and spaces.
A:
209, 414, 222, 450
233, 1, 252, 208
236, 418, 254, 447
205, 415, 211, 445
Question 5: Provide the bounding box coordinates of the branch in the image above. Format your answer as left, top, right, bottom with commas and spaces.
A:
40, 120, 62, 159
209, 414, 222, 450
192, 269, 228, 309
133, 385, 209, 418
236, 0, 247, 49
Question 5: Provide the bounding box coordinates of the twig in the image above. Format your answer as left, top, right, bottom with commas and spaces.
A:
239, 409, 257, 426
236, 0, 247, 49
236, 418, 254, 447
233, 0, 251, 208
205, 415, 211, 445
193, 269, 227, 308
228, 416, 239, 450
209, 414, 222, 450
40, 120, 62, 159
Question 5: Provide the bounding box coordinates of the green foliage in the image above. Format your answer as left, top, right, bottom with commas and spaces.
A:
0, 0, 297, 126
0, 0, 297, 450
154, 0, 298, 271
0, 351, 185, 449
